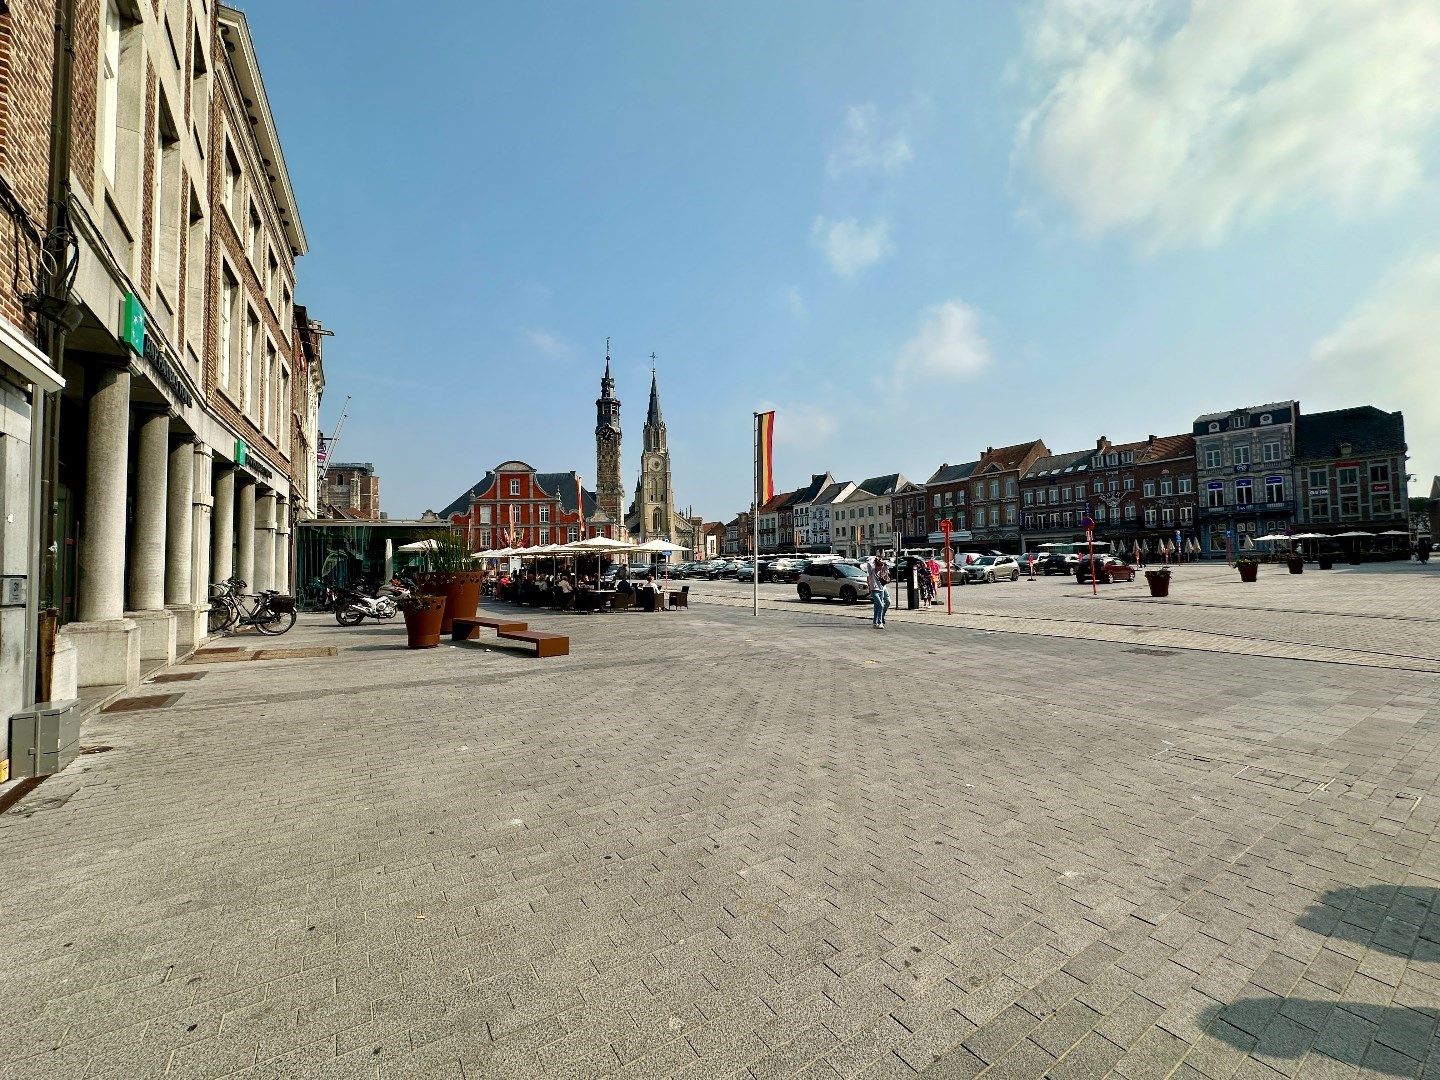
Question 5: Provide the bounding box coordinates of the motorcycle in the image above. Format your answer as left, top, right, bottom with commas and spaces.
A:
333, 580, 401, 625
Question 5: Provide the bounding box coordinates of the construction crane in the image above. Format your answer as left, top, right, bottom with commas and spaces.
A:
318, 394, 351, 486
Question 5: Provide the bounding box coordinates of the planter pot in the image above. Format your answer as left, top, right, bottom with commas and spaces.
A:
1238, 563, 1259, 582
1348, 554, 1362, 565
402, 595, 446, 649
1317, 556, 1333, 570
1144, 571, 1171, 598
417, 570, 484, 634
1286, 558, 1304, 575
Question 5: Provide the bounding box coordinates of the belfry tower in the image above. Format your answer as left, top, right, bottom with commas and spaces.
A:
594, 344, 624, 529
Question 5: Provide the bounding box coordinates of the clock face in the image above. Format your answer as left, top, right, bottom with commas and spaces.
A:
649, 459, 659, 471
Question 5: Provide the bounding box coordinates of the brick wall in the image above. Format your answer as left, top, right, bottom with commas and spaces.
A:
0, 0, 55, 333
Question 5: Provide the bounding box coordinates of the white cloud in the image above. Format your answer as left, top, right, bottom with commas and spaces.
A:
812, 216, 893, 277
1016, 0, 1440, 250
895, 300, 994, 383
523, 329, 575, 359
828, 103, 914, 178
1311, 249, 1440, 476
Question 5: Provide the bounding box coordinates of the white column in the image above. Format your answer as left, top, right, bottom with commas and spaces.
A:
235, 477, 256, 588
192, 444, 214, 630
165, 438, 194, 605
76, 367, 131, 623
273, 494, 290, 594
212, 464, 235, 583
253, 488, 276, 592
127, 409, 176, 663
64, 365, 140, 688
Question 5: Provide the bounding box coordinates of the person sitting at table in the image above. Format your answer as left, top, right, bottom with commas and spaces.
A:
616, 574, 633, 596
557, 575, 573, 596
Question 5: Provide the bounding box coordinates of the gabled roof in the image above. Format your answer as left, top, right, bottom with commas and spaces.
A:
925, 461, 979, 486
1295, 406, 1406, 460
787, 472, 835, 507
977, 439, 1046, 473
1431, 476, 1440, 500
812, 481, 853, 505
850, 472, 905, 498
439, 469, 596, 518
759, 491, 793, 514
1022, 449, 1092, 481
1140, 433, 1195, 462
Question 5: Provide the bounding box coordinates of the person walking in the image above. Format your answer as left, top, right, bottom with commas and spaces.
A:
867, 555, 890, 629
925, 555, 942, 603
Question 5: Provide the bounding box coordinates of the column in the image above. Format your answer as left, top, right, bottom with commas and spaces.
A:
235, 477, 256, 589
192, 444, 214, 630
127, 408, 176, 664
62, 367, 141, 688
273, 494, 290, 594
253, 488, 276, 592
164, 438, 194, 605
212, 463, 235, 583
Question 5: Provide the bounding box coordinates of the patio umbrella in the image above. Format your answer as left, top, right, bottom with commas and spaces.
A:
563, 536, 636, 552
1333, 531, 1372, 538
396, 538, 441, 553
634, 539, 688, 553
1243, 535, 1255, 550
1188, 538, 1200, 555
1379, 530, 1410, 536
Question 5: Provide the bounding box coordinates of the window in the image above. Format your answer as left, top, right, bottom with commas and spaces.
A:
99, 3, 122, 182
957, 512, 966, 529
1161, 508, 1174, 525
932, 494, 941, 508
1124, 504, 1136, 521
1107, 453, 1118, 466
1265, 478, 1284, 504
1204, 448, 1222, 469
478, 508, 491, 523
1063, 510, 1074, 526
247, 205, 260, 262
1369, 462, 1389, 486
539, 528, 550, 545
223, 142, 242, 220
956, 490, 965, 505
568, 527, 579, 542
1108, 479, 1119, 493
1178, 477, 1192, 494
1373, 494, 1392, 516
1123, 476, 1134, 492
242, 310, 257, 412
943, 491, 953, 504
1232, 446, 1250, 467
1048, 488, 1058, 504
1005, 479, 1016, 497
1337, 466, 1359, 487
1231, 414, 1250, 429
1143, 480, 1156, 498
989, 479, 999, 500
1061, 486, 1071, 502
1235, 481, 1253, 507
1308, 468, 1327, 489
219, 270, 236, 389
1094, 505, 1106, 522
508, 479, 520, 496
1340, 494, 1359, 517
538, 506, 550, 523
1120, 451, 1134, 464
1005, 506, 1016, 525
1207, 486, 1224, 508
1208, 422, 1220, 433
1023, 491, 1033, 506
1259, 413, 1273, 425
1263, 441, 1281, 463
1160, 478, 1173, 496
1180, 507, 1193, 524
1144, 508, 1157, 526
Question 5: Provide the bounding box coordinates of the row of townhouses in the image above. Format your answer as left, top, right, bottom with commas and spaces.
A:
2, 2, 325, 778
720, 401, 1411, 560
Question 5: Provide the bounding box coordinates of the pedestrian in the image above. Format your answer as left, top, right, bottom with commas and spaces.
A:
867, 555, 890, 629
925, 555, 942, 603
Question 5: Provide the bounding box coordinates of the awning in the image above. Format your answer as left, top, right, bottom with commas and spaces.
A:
0, 316, 64, 394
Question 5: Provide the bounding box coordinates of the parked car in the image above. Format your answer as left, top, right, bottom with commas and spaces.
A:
695, 560, 727, 579
769, 558, 806, 583
965, 555, 1021, 583
1075, 555, 1135, 584
796, 561, 869, 603
718, 559, 744, 578
1040, 552, 1080, 576
736, 560, 758, 582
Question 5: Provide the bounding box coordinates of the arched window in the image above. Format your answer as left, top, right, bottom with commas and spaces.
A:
652, 508, 662, 532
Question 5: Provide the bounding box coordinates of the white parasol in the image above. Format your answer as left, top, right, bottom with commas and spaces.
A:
563, 536, 637, 552
396, 538, 442, 553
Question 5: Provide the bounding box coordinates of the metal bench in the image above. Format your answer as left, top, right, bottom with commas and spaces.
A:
496, 629, 570, 658
451, 616, 528, 642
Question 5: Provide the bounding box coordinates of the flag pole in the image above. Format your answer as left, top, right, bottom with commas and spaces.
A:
752, 412, 759, 617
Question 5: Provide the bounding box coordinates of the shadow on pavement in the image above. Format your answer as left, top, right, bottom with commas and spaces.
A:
1202, 887, 1439, 1075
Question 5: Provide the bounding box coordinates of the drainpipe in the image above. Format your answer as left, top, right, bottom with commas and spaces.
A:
36, 0, 78, 698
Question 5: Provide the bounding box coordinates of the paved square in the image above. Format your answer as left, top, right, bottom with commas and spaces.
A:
2, 562, 1438, 1078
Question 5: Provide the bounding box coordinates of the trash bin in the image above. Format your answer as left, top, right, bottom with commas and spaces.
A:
906, 563, 920, 609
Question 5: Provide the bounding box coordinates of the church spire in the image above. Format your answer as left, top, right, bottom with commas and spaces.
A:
647, 359, 663, 428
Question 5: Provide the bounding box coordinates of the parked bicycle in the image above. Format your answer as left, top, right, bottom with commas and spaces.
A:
206, 577, 297, 636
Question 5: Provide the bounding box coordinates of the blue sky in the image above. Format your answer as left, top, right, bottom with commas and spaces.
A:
245, 0, 1440, 520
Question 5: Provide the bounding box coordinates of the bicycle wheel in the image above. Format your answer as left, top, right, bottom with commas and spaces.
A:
256, 609, 296, 635
207, 599, 236, 635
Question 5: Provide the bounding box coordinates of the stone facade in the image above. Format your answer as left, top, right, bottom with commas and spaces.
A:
593, 352, 623, 529
1194, 402, 1298, 556
323, 463, 381, 519
1295, 406, 1408, 536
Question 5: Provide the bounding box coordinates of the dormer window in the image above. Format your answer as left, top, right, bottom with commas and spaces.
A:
1208, 422, 1220, 433
1231, 414, 1249, 429
1259, 413, 1273, 425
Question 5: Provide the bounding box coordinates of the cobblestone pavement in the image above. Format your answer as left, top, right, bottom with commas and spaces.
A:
2, 567, 1439, 1079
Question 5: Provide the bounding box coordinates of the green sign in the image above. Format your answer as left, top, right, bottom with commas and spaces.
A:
121, 293, 146, 356
235, 439, 249, 467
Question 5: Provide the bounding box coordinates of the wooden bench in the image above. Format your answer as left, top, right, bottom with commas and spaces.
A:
451, 615, 528, 642
496, 628, 569, 658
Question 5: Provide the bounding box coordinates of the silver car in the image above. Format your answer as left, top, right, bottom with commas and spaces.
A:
965, 555, 1021, 583
797, 561, 869, 603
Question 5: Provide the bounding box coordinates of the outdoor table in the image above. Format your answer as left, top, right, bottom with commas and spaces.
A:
580, 588, 617, 611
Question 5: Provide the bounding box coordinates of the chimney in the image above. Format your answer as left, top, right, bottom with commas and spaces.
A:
986, 446, 993, 455
1096, 437, 1105, 451
1148, 434, 1156, 444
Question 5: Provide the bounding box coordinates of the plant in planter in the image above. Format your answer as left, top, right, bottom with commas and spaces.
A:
1235, 555, 1260, 582
416, 535, 484, 634
396, 588, 446, 649
1144, 566, 1172, 597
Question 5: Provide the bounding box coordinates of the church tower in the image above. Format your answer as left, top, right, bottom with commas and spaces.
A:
634, 366, 676, 540
594, 344, 624, 530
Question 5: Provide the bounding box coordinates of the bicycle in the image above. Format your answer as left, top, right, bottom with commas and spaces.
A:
206, 577, 297, 636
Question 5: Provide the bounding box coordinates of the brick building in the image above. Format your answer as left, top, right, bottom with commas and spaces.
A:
921, 462, 980, 540
888, 478, 927, 551
1295, 407, 1408, 536
441, 461, 597, 552
968, 439, 1048, 551
1019, 447, 1098, 549
324, 462, 382, 520
0, 0, 324, 731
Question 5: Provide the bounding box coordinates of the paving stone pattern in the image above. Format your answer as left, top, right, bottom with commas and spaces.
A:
1, 565, 1439, 1078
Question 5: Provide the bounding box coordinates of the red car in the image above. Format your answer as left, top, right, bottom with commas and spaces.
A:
1075, 555, 1135, 584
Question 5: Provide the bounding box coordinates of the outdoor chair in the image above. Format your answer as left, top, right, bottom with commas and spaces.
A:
611, 591, 635, 612
552, 592, 576, 612
668, 585, 690, 610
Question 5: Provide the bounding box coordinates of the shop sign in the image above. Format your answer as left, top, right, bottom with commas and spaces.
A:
120, 292, 193, 407
121, 293, 146, 355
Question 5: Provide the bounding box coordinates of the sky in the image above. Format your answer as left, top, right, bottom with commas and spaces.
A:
242, 0, 1440, 521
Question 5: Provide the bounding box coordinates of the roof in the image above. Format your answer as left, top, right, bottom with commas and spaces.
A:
327, 462, 375, 474
1022, 449, 1092, 481
1140, 433, 1195, 462
646, 371, 663, 427
977, 439, 1046, 473
852, 473, 906, 497
925, 461, 978, 486
439, 469, 596, 519
759, 491, 793, 514
1295, 406, 1406, 460
1195, 401, 1296, 424
787, 472, 835, 507
812, 481, 853, 506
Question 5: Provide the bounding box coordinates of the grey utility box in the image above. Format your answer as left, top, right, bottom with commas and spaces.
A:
9, 700, 81, 777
